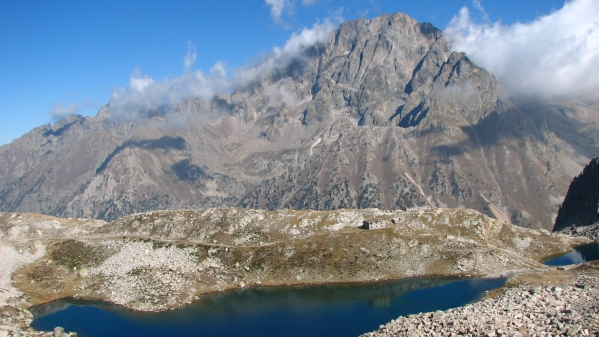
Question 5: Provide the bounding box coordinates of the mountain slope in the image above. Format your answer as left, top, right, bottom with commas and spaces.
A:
0, 13, 594, 228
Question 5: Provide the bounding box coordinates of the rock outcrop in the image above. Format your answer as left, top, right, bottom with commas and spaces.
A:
553, 157, 599, 239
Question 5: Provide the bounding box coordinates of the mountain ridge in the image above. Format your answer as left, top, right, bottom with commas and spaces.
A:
0, 12, 596, 229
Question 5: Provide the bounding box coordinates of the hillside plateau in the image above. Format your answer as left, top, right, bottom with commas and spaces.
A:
1, 13, 597, 228
0, 207, 592, 335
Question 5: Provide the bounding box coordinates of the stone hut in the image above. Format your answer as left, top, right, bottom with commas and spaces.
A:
362, 220, 388, 230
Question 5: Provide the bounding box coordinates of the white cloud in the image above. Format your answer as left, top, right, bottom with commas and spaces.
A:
267, 81, 301, 107
437, 80, 477, 104
129, 70, 154, 92
265, 0, 291, 24
107, 21, 337, 122
265, 0, 322, 24
184, 41, 197, 73
275, 20, 335, 57
50, 99, 93, 120
234, 20, 336, 88
108, 63, 229, 122
471, 0, 489, 21
445, 0, 599, 100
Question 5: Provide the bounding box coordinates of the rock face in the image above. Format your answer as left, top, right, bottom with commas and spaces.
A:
0, 13, 595, 228
553, 158, 599, 238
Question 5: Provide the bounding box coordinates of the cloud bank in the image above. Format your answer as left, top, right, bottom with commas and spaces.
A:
108, 64, 229, 122
444, 0, 599, 101
50, 99, 93, 121
107, 21, 336, 122
234, 20, 335, 88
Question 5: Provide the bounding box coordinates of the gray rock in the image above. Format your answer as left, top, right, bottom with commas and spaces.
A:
432, 310, 444, 321
53, 326, 64, 337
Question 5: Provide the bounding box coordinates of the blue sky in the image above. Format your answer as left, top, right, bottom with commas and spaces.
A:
0, 0, 592, 145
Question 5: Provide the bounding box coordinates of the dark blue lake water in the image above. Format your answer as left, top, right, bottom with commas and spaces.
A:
543, 242, 599, 266
30, 277, 505, 337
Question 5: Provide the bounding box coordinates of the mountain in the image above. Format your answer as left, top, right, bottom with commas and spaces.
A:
553, 157, 599, 238
0, 13, 596, 228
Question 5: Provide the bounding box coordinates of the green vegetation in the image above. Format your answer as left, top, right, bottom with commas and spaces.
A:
51, 240, 110, 269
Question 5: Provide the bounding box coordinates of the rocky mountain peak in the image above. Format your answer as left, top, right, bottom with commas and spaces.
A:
300, 13, 450, 127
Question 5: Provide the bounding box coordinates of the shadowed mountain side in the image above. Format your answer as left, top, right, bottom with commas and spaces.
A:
517, 100, 599, 173
42, 119, 80, 137
171, 159, 211, 182
553, 158, 599, 233
96, 136, 187, 174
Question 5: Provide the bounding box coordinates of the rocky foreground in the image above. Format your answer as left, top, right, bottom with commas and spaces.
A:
363, 263, 599, 337
0, 207, 593, 336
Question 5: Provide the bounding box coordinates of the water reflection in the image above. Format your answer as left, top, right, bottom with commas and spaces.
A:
31, 277, 505, 337
543, 242, 599, 266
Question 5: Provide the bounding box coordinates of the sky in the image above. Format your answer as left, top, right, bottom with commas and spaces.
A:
0, 0, 597, 146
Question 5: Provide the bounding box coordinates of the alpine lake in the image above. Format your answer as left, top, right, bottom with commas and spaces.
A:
543, 241, 599, 266
31, 277, 505, 337
30, 242, 599, 336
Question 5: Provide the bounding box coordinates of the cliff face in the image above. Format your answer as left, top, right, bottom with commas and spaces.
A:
0, 13, 594, 228
553, 158, 599, 235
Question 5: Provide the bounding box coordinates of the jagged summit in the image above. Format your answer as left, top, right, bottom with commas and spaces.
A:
0, 13, 594, 228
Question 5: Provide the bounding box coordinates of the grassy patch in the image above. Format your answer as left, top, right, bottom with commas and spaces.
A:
51, 240, 110, 269
27, 265, 56, 283
152, 241, 173, 249
127, 267, 146, 277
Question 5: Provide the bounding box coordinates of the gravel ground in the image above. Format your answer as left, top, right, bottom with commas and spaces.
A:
362, 263, 599, 337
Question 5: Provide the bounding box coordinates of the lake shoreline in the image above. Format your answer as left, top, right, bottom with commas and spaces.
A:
29, 276, 507, 337
13, 262, 599, 337
0, 208, 592, 335
26, 237, 599, 313
29, 274, 498, 317
29, 273, 495, 315
362, 261, 599, 336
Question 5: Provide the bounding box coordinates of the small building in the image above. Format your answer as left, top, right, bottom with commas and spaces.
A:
362, 220, 388, 230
